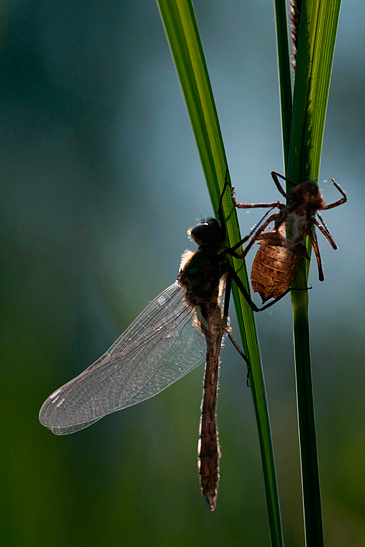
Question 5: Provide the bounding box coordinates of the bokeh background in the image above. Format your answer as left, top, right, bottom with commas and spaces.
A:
1, 2, 364, 546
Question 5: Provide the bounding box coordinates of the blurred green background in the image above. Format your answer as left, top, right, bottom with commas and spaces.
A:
1, 2, 364, 546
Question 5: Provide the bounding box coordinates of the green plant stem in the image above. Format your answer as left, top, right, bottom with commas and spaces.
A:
291, 270, 323, 545
276, 1, 341, 545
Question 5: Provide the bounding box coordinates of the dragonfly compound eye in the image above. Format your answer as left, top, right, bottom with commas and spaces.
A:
190, 219, 224, 248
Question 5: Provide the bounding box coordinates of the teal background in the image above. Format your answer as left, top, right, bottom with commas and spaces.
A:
1, 2, 364, 546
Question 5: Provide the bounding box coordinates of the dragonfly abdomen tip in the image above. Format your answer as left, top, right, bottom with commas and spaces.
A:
204, 494, 216, 511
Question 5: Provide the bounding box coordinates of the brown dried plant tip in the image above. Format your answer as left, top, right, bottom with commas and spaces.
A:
289, 0, 302, 71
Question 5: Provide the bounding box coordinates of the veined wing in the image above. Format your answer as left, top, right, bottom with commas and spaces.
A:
39, 282, 206, 435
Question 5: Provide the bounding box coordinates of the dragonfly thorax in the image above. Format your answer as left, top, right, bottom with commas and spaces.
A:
178, 218, 227, 309
178, 249, 223, 304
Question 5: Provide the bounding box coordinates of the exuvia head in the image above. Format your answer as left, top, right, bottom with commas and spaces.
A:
291, 180, 325, 210
188, 218, 225, 250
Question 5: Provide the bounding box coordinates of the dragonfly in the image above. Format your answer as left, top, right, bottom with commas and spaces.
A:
39, 172, 276, 510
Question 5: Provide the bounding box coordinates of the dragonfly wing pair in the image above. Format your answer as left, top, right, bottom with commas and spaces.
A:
39, 282, 206, 435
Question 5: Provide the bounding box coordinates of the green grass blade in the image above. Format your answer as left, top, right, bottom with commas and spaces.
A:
303, 1, 341, 179
277, 1, 341, 545
157, 1, 283, 544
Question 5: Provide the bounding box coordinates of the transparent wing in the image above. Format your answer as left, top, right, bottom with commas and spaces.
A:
39, 282, 206, 435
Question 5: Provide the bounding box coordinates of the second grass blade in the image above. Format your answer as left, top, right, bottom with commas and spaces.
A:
276, 1, 341, 545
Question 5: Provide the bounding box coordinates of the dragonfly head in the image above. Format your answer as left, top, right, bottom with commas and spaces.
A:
189, 218, 225, 251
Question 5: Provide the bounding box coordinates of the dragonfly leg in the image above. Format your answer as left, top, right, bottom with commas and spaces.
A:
217, 168, 231, 241
229, 265, 310, 312
229, 212, 279, 257
222, 272, 250, 384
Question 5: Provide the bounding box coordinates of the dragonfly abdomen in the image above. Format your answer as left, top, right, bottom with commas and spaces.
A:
198, 304, 226, 511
